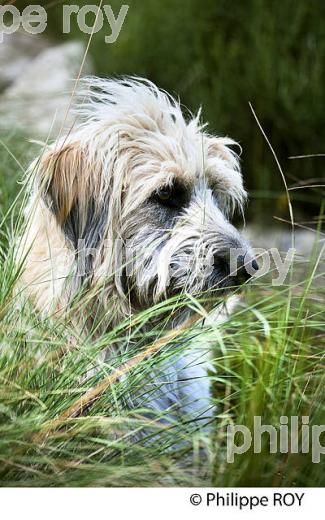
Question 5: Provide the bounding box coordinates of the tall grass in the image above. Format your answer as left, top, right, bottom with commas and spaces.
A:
0, 134, 324, 487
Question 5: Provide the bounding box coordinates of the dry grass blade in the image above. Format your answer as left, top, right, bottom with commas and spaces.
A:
289, 154, 325, 159
33, 313, 200, 443
249, 102, 294, 231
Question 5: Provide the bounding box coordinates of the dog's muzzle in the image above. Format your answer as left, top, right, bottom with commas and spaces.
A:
212, 244, 258, 288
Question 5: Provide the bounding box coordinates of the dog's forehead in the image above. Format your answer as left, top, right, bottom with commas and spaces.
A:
123, 120, 244, 210
127, 147, 240, 198
153, 155, 234, 190
157, 168, 217, 189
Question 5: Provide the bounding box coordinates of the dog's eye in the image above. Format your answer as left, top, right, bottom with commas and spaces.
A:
157, 187, 172, 202
152, 181, 189, 210
154, 184, 183, 209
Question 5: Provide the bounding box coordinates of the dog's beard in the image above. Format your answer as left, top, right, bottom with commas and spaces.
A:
121, 194, 243, 309
124, 242, 236, 309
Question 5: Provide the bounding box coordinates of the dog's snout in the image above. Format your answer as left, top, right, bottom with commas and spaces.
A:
236, 254, 258, 283
213, 253, 230, 276
213, 249, 258, 287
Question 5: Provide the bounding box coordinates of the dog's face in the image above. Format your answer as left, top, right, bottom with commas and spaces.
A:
121, 136, 256, 307
38, 78, 256, 311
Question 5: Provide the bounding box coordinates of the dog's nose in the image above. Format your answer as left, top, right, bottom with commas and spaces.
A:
213, 251, 258, 286
213, 253, 230, 276
235, 254, 258, 283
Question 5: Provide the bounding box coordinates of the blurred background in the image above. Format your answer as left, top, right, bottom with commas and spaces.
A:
0, 0, 324, 231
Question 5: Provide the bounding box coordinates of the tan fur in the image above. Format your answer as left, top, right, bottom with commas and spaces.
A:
17, 201, 73, 314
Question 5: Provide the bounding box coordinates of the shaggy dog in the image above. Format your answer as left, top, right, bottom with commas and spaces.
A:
17, 77, 257, 426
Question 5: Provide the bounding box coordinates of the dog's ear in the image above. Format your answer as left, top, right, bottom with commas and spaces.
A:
205, 137, 246, 215
38, 142, 108, 253
206, 137, 241, 169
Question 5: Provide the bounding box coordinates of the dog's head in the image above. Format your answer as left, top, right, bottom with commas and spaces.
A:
36, 77, 257, 311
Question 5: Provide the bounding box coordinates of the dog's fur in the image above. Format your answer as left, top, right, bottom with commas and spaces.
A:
17, 77, 254, 425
